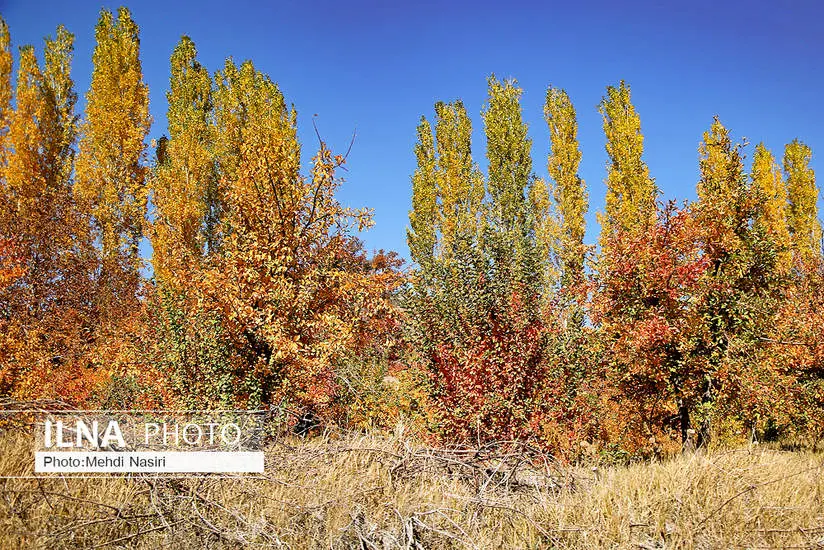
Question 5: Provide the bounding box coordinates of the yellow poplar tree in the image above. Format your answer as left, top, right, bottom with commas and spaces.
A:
598, 81, 657, 242
75, 7, 150, 306
783, 139, 822, 264
407, 116, 437, 265
545, 86, 587, 288
482, 76, 539, 291
408, 100, 483, 262
434, 100, 484, 254
5, 29, 78, 267
0, 16, 13, 305
751, 143, 791, 273
691, 117, 788, 446
483, 76, 531, 235
695, 117, 750, 264
0, 27, 94, 398
151, 36, 215, 287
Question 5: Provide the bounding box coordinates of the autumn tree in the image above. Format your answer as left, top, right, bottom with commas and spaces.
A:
193, 58, 402, 411
595, 117, 791, 451
544, 86, 587, 292
0, 25, 98, 400
407, 116, 437, 266
405, 98, 489, 372
761, 141, 824, 441
751, 143, 791, 273
433, 100, 484, 254
784, 139, 822, 266
75, 7, 150, 312
765, 261, 824, 443
688, 117, 787, 446
483, 77, 532, 235
593, 202, 708, 453
151, 35, 216, 288
598, 81, 657, 243
482, 76, 542, 296
405, 99, 487, 360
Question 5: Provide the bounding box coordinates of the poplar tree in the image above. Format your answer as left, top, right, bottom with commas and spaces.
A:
483, 76, 531, 235
784, 139, 822, 264
6, 47, 45, 201
691, 117, 783, 447
407, 117, 437, 265
434, 100, 483, 254
406, 99, 486, 349
599, 81, 657, 241
482, 76, 537, 291
151, 36, 215, 287
696, 116, 748, 264
0, 17, 11, 290
751, 143, 791, 273
545, 86, 587, 288
75, 7, 150, 304
690, 117, 749, 447
407, 100, 482, 264
6, 29, 78, 257
0, 27, 91, 396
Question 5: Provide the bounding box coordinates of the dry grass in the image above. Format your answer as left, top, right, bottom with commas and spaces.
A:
1, 425, 823, 549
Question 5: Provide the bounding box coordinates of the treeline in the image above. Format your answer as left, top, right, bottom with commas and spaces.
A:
0, 8, 822, 459
406, 79, 824, 456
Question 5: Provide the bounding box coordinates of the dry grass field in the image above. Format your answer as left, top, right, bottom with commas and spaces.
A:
1, 425, 823, 549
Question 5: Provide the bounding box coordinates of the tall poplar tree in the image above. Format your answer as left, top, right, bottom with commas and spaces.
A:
483, 76, 531, 235
751, 143, 791, 273
75, 7, 150, 306
784, 139, 822, 264
0, 27, 91, 397
151, 36, 215, 287
406, 98, 486, 350
544, 86, 587, 289
690, 117, 784, 446
434, 100, 483, 254
5, 29, 79, 273
696, 116, 748, 264
0, 17, 11, 287
482, 76, 538, 291
407, 117, 437, 266
598, 81, 657, 241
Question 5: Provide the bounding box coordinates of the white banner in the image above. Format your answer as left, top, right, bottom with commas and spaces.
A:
35, 451, 264, 473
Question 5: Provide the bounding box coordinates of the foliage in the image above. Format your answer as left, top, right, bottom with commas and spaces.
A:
544, 86, 587, 291
0, 21, 98, 402
75, 7, 150, 314
598, 80, 658, 243
405, 77, 584, 447
151, 35, 217, 289
784, 139, 822, 266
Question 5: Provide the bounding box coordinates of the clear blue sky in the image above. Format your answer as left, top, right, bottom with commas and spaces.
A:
3, 0, 823, 262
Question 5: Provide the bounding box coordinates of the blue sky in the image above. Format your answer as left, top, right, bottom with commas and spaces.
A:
3, 0, 823, 263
